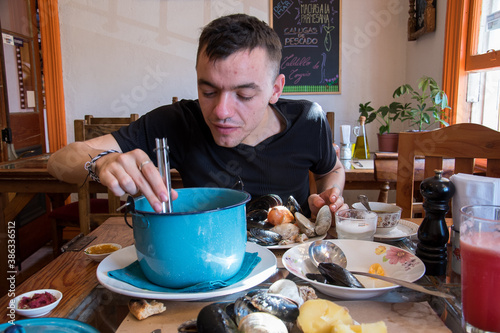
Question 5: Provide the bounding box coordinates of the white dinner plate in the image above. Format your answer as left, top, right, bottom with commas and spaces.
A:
263, 233, 327, 249
282, 239, 425, 299
374, 220, 419, 241
97, 243, 276, 301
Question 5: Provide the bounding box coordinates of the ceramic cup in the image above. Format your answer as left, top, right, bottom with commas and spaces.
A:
460, 205, 500, 333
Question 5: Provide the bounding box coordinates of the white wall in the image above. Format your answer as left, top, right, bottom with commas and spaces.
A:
58, 0, 447, 148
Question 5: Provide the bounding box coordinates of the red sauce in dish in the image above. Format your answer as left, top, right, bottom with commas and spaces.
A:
18, 292, 56, 309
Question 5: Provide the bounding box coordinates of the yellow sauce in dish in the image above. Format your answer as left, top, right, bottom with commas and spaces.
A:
86, 244, 119, 255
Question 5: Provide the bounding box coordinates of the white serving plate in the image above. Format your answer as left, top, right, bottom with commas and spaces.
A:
263, 233, 327, 249
97, 243, 276, 301
373, 220, 419, 241
282, 239, 425, 299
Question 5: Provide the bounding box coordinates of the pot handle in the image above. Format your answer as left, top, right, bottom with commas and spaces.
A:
124, 211, 133, 229
121, 196, 136, 229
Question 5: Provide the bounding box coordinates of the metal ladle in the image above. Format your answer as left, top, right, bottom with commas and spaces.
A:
357, 194, 372, 211
308, 240, 454, 299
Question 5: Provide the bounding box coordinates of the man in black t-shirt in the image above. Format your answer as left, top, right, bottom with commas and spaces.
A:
48, 14, 346, 217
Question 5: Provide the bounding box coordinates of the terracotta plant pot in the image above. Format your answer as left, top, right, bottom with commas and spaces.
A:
377, 133, 399, 152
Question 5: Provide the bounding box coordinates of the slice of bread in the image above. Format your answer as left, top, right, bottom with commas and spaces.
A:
128, 299, 166, 320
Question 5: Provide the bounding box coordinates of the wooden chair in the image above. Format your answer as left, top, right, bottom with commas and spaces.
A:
396, 123, 500, 218
74, 114, 139, 141
50, 114, 138, 255
374, 152, 455, 204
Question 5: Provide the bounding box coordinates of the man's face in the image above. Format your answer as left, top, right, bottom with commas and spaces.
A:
196, 47, 284, 147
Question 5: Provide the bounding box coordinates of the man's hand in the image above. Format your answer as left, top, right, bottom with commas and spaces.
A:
308, 187, 348, 217
96, 149, 178, 213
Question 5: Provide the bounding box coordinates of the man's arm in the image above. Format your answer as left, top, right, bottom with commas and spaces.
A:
48, 134, 121, 184
308, 158, 347, 216
48, 134, 174, 213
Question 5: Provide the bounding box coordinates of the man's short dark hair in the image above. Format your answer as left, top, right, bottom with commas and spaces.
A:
197, 14, 282, 78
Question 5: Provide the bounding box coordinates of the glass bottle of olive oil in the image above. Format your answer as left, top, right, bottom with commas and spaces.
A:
353, 116, 370, 159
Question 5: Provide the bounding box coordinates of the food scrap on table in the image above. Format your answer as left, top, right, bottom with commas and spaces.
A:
128, 299, 166, 320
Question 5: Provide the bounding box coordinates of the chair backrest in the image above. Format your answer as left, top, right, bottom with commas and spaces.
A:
396, 123, 500, 218
74, 114, 139, 141
326, 112, 335, 141
73, 114, 139, 215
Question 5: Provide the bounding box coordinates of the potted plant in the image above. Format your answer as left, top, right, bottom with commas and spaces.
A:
392, 76, 450, 132
358, 101, 409, 152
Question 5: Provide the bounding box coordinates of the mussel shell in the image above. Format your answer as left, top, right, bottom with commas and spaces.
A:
177, 319, 198, 332
247, 220, 273, 231
246, 209, 269, 223
197, 302, 239, 333
238, 312, 288, 333
318, 263, 365, 288
246, 235, 268, 246
244, 290, 300, 323
294, 212, 316, 237
249, 227, 282, 246
286, 195, 303, 215
305, 273, 328, 284
233, 295, 259, 325
247, 194, 282, 211
268, 279, 303, 307
314, 205, 332, 236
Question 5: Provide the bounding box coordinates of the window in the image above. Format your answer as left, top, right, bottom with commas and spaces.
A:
467, 0, 500, 130
443, 0, 500, 130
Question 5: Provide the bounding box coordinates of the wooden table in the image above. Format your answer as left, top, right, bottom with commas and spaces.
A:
0, 154, 96, 297
343, 158, 396, 202
0, 217, 461, 332
0, 217, 134, 322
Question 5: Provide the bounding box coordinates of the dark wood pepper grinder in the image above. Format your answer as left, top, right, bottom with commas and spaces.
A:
416, 170, 455, 276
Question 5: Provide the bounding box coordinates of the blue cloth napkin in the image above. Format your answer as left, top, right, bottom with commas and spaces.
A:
107, 252, 261, 293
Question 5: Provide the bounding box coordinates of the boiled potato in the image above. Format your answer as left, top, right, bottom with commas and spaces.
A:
297, 299, 353, 333
333, 321, 387, 333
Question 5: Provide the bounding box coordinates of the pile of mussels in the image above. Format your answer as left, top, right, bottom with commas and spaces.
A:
246, 194, 332, 246
178, 279, 317, 333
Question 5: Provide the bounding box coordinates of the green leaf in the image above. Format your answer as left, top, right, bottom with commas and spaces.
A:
422, 113, 431, 124
367, 113, 377, 123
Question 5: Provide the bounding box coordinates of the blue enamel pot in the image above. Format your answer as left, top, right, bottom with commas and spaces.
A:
126, 188, 251, 289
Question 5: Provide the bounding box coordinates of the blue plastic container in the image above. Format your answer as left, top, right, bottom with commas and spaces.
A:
128, 188, 251, 288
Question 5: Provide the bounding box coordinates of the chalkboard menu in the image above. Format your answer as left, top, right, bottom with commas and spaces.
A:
271, 0, 341, 94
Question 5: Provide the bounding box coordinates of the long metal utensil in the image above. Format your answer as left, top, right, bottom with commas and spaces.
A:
155, 137, 173, 213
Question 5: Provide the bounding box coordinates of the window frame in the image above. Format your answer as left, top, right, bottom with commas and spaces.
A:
443, 0, 500, 125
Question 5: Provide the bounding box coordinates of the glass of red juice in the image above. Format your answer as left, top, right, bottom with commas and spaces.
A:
460, 205, 500, 333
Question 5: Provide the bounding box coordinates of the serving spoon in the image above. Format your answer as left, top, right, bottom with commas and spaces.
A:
308, 240, 454, 299
357, 194, 372, 211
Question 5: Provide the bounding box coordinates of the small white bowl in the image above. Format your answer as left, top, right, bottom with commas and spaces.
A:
352, 202, 402, 234
84, 243, 122, 262
14, 289, 62, 318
